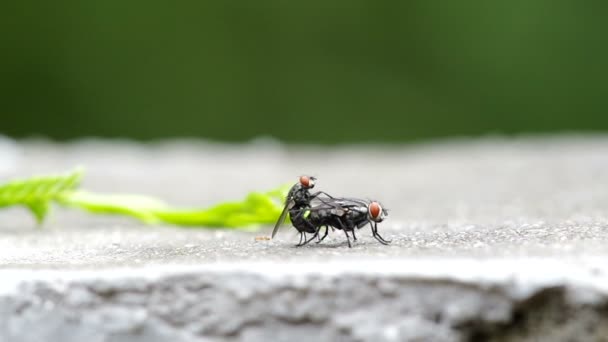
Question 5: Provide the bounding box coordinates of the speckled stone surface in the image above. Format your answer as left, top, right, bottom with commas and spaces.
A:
2, 135, 608, 341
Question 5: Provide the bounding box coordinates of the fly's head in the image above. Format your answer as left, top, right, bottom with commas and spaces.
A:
367, 201, 387, 222
299, 175, 316, 189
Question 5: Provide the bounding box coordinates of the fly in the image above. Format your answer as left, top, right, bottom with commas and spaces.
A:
308, 197, 390, 247
271, 176, 334, 246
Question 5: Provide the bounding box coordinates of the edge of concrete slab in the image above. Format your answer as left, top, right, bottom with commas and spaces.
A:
2, 258, 608, 342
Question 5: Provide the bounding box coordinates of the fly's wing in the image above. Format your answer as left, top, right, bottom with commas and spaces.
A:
311, 197, 373, 227
271, 184, 298, 238
333, 197, 370, 206
315, 196, 368, 210
271, 202, 290, 238
309, 197, 359, 217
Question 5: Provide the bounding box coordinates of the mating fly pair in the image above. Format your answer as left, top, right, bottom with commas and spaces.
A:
271, 176, 390, 247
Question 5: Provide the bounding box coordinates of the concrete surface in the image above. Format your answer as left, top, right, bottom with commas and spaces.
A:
2, 135, 608, 341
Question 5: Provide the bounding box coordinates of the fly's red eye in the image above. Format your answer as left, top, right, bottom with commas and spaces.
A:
369, 202, 381, 219
299, 176, 310, 188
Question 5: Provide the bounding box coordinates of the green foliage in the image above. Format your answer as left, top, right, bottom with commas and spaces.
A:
0, 169, 289, 229
153, 191, 286, 229
0, 168, 83, 223
62, 187, 289, 229
4, 2, 608, 143
58, 191, 168, 224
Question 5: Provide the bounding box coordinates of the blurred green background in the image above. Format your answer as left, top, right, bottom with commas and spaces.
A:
2, 1, 607, 143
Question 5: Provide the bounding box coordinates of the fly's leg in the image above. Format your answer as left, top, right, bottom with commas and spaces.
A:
351, 228, 358, 241
301, 229, 321, 246
316, 226, 329, 243
370, 222, 384, 244
371, 222, 391, 245
300, 222, 323, 246
297, 218, 322, 247
296, 232, 305, 247
372, 232, 390, 245
343, 230, 352, 248
335, 220, 351, 248
310, 191, 335, 199
375, 234, 391, 244
374, 224, 391, 244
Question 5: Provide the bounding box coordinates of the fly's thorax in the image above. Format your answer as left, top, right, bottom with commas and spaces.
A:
293, 192, 310, 206
287, 183, 302, 199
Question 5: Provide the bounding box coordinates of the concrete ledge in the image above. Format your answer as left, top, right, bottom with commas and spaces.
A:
3, 136, 608, 341
2, 259, 608, 342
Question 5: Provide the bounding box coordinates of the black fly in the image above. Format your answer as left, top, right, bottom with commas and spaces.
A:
271, 176, 334, 246
308, 197, 390, 247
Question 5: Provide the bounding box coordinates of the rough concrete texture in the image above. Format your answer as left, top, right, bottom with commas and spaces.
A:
2, 135, 608, 341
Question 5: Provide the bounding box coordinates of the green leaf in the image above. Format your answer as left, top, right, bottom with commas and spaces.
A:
26, 201, 50, 224
0, 168, 291, 230
57, 191, 166, 224
61, 185, 291, 229
153, 189, 289, 228
0, 168, 83, 223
